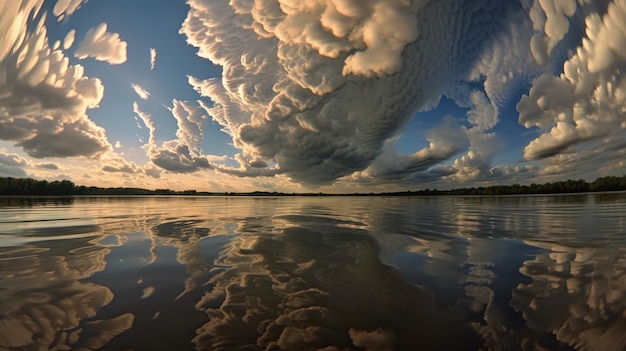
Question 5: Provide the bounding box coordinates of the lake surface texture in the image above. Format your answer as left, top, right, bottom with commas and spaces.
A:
1, 194, 625, 351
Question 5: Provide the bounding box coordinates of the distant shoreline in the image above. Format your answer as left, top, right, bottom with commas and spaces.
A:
2, 175, 626, 197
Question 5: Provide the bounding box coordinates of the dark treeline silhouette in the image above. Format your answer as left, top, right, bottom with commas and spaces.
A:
0, 177, 210, 196
379, 176, 626, 196
1, 175, 626, 196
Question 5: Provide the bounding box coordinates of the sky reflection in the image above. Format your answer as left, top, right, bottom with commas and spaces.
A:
0, 194, 625, 350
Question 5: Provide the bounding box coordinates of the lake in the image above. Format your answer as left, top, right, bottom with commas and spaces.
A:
0, 194, 625, 350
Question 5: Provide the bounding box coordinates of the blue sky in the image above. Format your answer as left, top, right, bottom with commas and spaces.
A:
1, 0, 626, 192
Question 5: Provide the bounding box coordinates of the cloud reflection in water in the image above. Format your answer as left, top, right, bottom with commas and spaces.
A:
0, 235, 133, 350
192, 213, 476, 350
1, 195, 625, 350
512, 242, 626, 351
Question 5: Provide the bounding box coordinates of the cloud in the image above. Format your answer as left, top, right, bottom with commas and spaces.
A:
0, 152, 27, 167
518, 0, 626, 172
0, 152, 28, 177
0, 225, 135, 351
192, 212, 472, 350
63, 29, 76, 49
134, 100, 213, 173
101, 157, 139, 174
37, 163, 59, 170
528, 0, 579, 66
16, 118, 110, 158
181, 0, 554, 186
53, 0, 88, 21
131, 83, 151, 100
143, 163, 161, 178
133, 102, 156, 142
352, 117, 469, 184
150, 48, 156, 70
0, 1, 112, 159
512, 242, 626, 351
75, 22, 128, 64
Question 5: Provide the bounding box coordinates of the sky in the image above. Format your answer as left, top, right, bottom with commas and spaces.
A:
1, 0, 626, 193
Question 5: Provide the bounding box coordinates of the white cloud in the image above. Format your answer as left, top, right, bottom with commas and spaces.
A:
131, 83, 151, 100
528, 0, 578, 65
63, 29, 75, 49
134, 101, 213, 173
53, 0, 88, 21
75, 22, 127, 65
150, 48, 156, 70
133, 102, 156, 143
0, 1, 112, 159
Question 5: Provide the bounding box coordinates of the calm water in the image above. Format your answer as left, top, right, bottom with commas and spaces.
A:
1, 194, 625, 351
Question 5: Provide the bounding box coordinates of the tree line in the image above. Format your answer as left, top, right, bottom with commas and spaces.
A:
0, 177, 208, 196
379, 175, 626, 196
1, 175, 626, 196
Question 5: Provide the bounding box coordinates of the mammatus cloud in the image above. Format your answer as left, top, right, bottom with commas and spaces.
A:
131, 83, 151, 100
181, 0, 626, 187
518, 0, 626, 176
0, 0, 112, 159
150, 48, 156, 70
180, 0, 536, 186
75, 22, 128, 65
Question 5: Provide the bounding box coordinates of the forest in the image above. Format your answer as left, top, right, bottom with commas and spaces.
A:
0, 177, 207, 196
1, 174, 626, 196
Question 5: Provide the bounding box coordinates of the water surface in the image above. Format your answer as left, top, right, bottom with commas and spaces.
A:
1, 194, 625, 350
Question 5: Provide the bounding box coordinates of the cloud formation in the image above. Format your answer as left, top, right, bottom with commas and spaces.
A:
192, 212, 471, 350
134, 101, 213, 173
518, 0, 626, 172
180, 0, 541, 186
63, 29, 75, 49
101, 156, 140, 174
53, 0, 87, 21
0, 152, 28, 177
512, 241, 626, 351
150, 48, 156, 70
37, 162, 59, 170
0, 0, 112, 159
0, 220, 136, 351
131, 83, 151, 100
179, 0, 626, 187
75, 22, 128, 65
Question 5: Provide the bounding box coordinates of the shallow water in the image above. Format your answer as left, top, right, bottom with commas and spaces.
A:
0, 194, 625, 350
